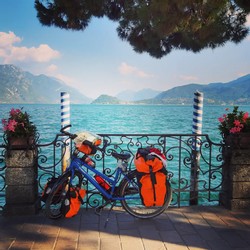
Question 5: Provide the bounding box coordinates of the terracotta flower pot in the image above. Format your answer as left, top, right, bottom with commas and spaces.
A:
8, 136, 35, 149
225, 133, 250, 149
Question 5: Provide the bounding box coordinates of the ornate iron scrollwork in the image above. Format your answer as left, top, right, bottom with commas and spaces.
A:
0, 133, 224, 209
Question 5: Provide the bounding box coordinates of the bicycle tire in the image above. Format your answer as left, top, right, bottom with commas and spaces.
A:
119, 170, 172, 219
45, 171, 82, 219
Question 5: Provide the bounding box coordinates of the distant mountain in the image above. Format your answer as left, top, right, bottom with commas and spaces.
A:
91, 94, 128, 104
116, 88, 161, 101
0, 64, 92, 104
149, 74, 250, 105
2, 64, 250, 105
92, 74, 250, 105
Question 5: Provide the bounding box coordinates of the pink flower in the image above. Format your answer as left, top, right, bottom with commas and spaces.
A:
1, 108, 36, 139
2, 119, 8, 131
7, 119, 18, 132
2, 118, 7, 125
218, 106, 250, 136
230, 126, 242, 133
233, 120, 241, 127
10, 108, 21, 116
218, 117, 224, 123
243, 112, 249, 122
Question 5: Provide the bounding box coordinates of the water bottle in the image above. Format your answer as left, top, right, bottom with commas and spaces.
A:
94, 175, 110, 191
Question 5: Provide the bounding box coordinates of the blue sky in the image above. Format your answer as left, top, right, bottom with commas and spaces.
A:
0, 0, 250, 99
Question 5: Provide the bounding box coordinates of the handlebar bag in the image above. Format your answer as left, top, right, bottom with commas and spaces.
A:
61, 186, 86, 218
74, 131, 102, 155
134, 147, 168, 206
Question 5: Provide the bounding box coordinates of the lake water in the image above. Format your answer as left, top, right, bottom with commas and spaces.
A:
1, 104, 250, 144
1, 104, 250, 206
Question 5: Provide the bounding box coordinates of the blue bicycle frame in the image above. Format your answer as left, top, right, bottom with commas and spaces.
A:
65, 155, 133, 202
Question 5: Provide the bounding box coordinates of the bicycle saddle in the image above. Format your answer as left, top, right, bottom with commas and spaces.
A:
111, 152, 131, 161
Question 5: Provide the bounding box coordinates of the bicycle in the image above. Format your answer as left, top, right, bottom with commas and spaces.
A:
45, 125, 172, 220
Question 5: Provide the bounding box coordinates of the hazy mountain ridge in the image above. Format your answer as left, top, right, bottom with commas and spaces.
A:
92, 74, 250, 105
1, 64, 250, 105
0, 64, 91, 104
153, 74, 250, 105
116, 88, 161, 101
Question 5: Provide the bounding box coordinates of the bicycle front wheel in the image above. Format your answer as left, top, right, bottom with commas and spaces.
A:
45, 171, 82, 219
119, 170, 172, 219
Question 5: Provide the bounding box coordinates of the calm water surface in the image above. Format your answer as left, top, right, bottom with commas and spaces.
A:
1, 104, 250, 143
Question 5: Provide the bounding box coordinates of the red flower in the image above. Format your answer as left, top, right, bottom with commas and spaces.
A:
218, 106, 250, 136
218, 117, 224, 123
7, 119, 18, 132
1, 108, 36, 139
233, 120, 241, 127
243, 112, 249, 122
10, 108, 21, 116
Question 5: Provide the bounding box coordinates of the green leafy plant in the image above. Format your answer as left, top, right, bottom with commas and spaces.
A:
2, 108, 37, 139
218, 106, 250, 136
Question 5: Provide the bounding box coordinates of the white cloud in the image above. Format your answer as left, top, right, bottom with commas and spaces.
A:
0, 31, 60, 64
237, 72, 248, 77
0, 31, 21, 48
47, 64, 58, 73
54, 73, 75, 85
118, 62, 154, 78
44, 64, 75, 86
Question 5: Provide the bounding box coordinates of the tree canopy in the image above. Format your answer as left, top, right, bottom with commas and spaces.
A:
35, 0, 250, 58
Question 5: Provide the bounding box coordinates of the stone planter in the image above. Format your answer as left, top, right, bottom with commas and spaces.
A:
220, 146, 250, 210
3, 149, 40, 216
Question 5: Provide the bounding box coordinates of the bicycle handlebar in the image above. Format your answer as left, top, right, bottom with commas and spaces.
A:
96, 139, 108, 152
60, 125, 78, 139
60, 124, 108, 152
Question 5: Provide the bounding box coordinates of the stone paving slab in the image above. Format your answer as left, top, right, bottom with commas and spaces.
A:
0, 206, 249, 250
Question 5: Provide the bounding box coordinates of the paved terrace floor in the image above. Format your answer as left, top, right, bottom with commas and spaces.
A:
0, 206, 249, 250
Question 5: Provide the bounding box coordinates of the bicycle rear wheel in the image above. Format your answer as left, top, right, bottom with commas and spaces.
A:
119, 170, 172, 219
45, 171, 82, 219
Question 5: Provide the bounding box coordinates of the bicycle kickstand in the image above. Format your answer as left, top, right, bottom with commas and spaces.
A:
95, 199, 111, 216
104, 201, 116, 228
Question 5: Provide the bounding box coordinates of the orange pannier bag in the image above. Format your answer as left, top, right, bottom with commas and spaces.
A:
61, 186, 86, 218
134, 147, 167, 207
134, 153, 163, 172
139, 172, 167, 206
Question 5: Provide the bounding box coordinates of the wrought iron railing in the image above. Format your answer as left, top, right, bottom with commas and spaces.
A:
0, 144, 5, 211
0, 133, 224, 210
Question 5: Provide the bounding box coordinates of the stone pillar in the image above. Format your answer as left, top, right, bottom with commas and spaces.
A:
220, 147, 250, 210
4, 149, 40, 216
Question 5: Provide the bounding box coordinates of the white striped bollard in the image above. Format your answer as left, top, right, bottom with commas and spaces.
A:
192, 91, 203, 149
61, 92, 70, 172
190, 91, 204, 205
